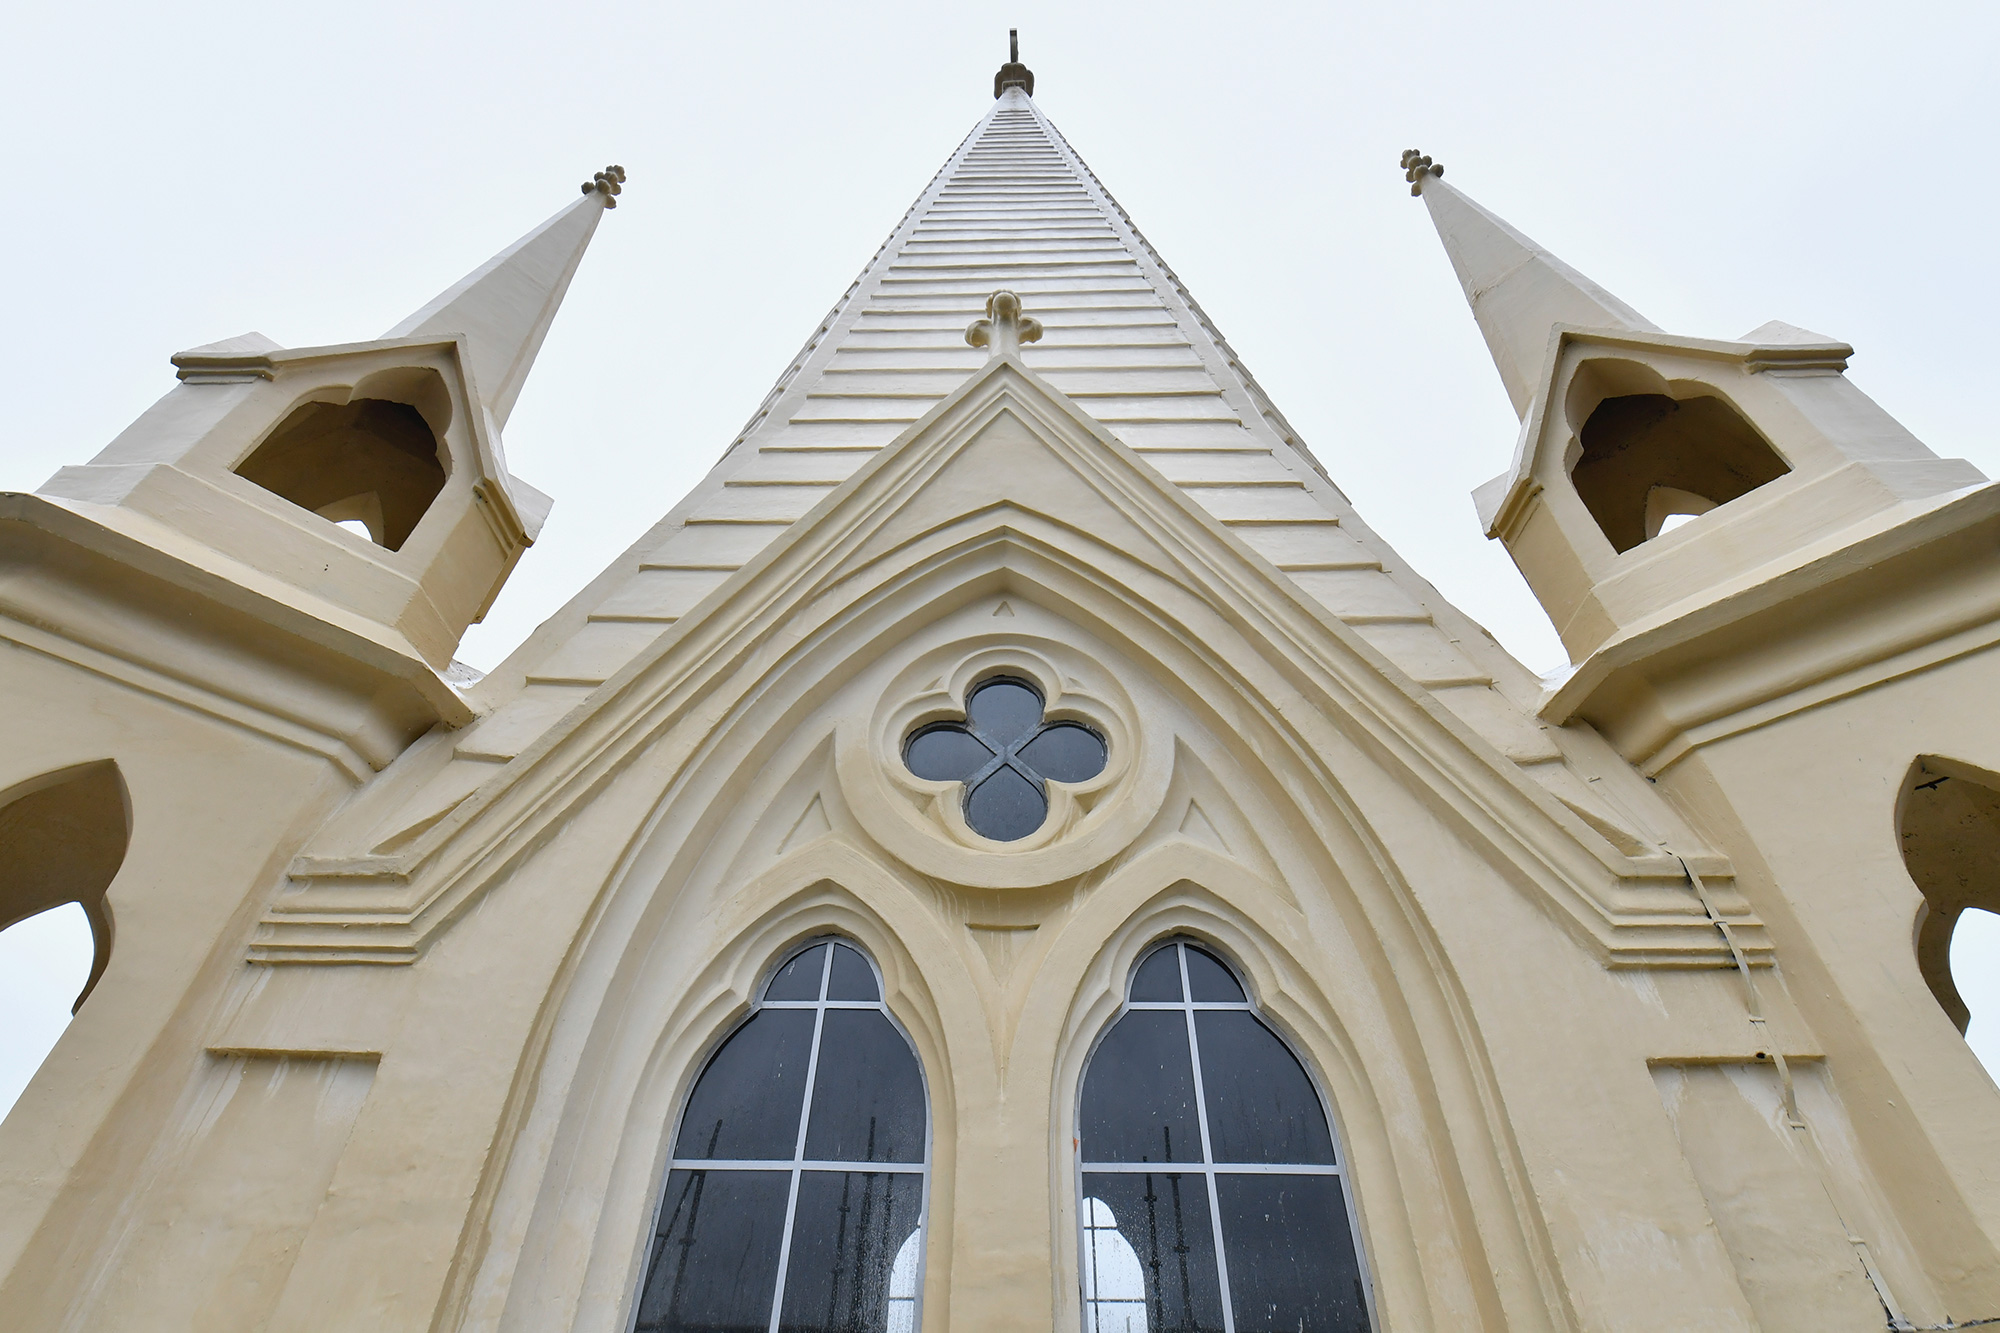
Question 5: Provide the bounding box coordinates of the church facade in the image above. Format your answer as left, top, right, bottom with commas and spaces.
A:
2, 47, 1999, 1333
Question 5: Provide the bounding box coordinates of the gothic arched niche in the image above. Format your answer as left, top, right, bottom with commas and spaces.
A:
0, 761, 130, 1012
1899, 755, 2000, 1034
1562, 359, 1790, 553
234, 369, 451, 551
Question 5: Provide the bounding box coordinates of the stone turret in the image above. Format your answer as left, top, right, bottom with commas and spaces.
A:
31, 174, 622, 696
1408, 155, 1986, 688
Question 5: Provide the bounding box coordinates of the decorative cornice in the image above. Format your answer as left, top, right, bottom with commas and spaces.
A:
1539, 480, 2000, 755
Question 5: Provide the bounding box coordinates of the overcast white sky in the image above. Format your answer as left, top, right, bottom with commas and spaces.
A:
2, 0, 1997, 1115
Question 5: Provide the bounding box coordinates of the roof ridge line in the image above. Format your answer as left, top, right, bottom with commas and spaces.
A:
712, 112, 994, 466
1026, 107, 1340, 493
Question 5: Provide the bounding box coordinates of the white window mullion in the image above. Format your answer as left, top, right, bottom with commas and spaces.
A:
1178, 944, 1237, 1333
765, 943, 834, 1333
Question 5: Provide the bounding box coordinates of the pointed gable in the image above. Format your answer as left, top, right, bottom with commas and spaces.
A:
266, 345, 1749, 963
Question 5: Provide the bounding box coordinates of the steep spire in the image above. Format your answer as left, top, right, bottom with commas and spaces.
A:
993, 29, 1034, 97
384, 166, 625, 428
1406, 151, 1657, 417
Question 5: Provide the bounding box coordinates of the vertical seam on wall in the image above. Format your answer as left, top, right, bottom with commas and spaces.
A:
1673, 853, 1915, 1332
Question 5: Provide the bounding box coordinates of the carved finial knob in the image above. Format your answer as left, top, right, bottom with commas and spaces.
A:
965, 290, 1044, 358
994, 28, 1035, 98
583, 164, 629, 208
1400, 148, 1442, 196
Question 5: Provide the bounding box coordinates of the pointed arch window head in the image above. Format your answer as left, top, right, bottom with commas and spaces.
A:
904, 676, 1106, 842
1899, 756, 2000, 1036
1569, 391, 1789, 553
1078, 939, 1372, 1333
637, 939, 929, 1333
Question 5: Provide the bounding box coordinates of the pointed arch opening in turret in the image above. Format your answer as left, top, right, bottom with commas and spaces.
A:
0, 760, 130, 1014
234, 368, 452, 551
1899, 756, 2000, 1037
1563, 359, 1790, 552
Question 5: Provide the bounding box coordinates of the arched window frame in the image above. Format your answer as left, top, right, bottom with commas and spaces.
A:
635, 934, 934, 1333
1070, 936, 1377, 1333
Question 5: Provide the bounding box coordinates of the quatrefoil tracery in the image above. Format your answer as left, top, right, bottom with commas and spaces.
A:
904, 677, 1107, 843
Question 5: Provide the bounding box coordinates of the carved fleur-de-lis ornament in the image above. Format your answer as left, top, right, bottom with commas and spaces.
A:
1401, 149, 1442, 196
582, 164, 628, 207
965, 290, 1044, 358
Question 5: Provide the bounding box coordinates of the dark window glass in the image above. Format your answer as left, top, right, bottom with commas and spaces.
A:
1078, 940, 1371, 1332
1080, 1011, 1202, 1163
900, 675, 1106, 842
767, 944, 828, 1001
1129, 947, 1185, 1002
1195, 1012, 1335, 1166
674, 1010, 815, 1160
1215, 1174, 1368, 1333
644, 941, 929, 1333
1082, 1172, 1226, 1333
636, 1168, 790, 1333
966, 678, 1043, 743
825, 943, 880, 1002
777, 1171, 924, 1333
967, 766, 1046, 843
905, 727, 993, 783
804, 1010, 926, 1164
1019, 723, 1107, 783
1183, 946, 1245, 1002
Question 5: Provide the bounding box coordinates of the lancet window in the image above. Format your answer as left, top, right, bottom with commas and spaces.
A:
1077, 939, 1372, 1333
636, 939, 929, 1333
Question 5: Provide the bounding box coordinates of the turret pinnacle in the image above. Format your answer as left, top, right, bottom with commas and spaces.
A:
384, 166, 626, 428
1406, 151, 1657, 417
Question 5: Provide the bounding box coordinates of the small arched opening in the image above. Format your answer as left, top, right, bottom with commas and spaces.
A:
234, 373, 450, 551
1898, 756, 2000, 1036
1563, 361, 1790, 553
0, 760, 130, 1016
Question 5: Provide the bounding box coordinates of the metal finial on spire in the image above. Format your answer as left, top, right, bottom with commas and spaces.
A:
582, 164, 628, 208
1401, 149, 1442, 197
966, 290, 1043, 358
994, 30, 1035, 98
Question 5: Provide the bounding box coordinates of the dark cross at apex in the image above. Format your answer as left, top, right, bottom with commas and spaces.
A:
994, 29, 1035, 98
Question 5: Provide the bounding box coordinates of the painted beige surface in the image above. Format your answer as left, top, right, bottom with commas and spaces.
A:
1, 76, 1997, 1333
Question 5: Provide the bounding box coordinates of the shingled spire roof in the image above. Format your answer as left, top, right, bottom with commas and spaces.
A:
431, 76, 1619, 803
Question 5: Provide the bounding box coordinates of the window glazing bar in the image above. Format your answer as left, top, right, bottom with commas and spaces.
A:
1077, 1162, 1343, 1175
671, 1158, 927, 1173
764, 943, 834, 1333
1179, 944, 1238, 1333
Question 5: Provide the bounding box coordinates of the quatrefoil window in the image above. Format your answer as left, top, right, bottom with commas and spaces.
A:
904, 677, 1107, 842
